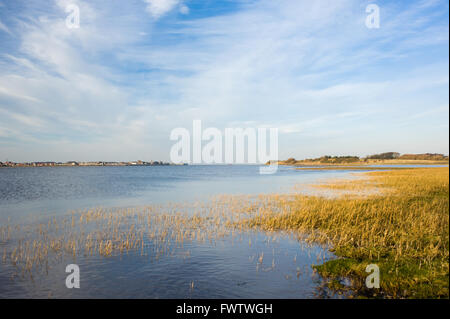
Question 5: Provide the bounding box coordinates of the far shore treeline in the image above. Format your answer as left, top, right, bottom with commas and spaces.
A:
277, 152, 449, 165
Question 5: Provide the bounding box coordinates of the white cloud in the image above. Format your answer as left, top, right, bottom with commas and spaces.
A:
143, 0, 186, 19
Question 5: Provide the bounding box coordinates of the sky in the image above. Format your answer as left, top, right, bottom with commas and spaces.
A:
0, 0, 448, 162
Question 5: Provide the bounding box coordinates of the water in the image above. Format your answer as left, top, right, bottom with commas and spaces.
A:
0, 165, 360, 298
0, 165, 357, 224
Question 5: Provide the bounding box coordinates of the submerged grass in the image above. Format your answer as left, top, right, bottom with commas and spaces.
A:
240, 167, 449, 298
0, 195, 308, 284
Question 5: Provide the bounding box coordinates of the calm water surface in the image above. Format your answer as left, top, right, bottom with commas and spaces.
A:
0, 165, 366, 298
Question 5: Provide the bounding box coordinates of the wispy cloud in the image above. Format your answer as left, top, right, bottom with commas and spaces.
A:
143, 0, 188, 19
0, 19, 12, 35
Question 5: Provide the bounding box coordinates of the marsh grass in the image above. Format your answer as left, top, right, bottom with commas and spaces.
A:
239, 167, 449, 298
0, 194, 321, 285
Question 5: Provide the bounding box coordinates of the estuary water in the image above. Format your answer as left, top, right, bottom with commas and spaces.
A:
0, 165, 373, 298
0, 165, 360, 224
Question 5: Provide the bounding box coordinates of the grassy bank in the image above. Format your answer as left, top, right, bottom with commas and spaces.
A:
242, 167, 449, 298
278, 159, 449, 166
295, 166, 411, 171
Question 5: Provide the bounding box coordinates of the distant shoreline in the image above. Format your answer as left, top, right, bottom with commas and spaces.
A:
0, 161, 185, 168
2, 152, 449, 168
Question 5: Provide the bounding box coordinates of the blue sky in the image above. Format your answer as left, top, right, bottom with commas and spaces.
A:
0, 0, 448, 162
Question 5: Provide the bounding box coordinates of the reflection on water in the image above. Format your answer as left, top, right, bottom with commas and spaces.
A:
0, 165, 358, 298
